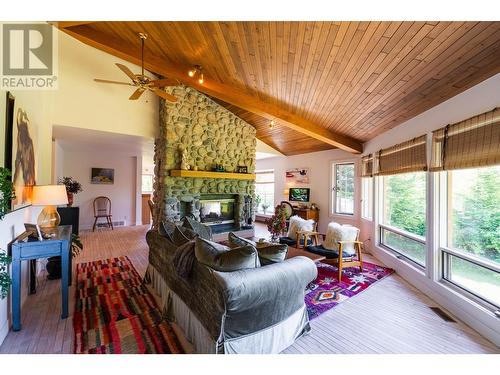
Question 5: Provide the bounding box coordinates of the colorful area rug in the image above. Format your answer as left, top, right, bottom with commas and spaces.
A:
73, 256, 184, 354
306, 261, 394, 320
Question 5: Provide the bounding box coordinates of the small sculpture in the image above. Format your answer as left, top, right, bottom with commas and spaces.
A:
180, 148, 190, 170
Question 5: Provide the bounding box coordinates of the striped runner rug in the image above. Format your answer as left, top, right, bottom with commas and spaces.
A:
73, 256, 184, 354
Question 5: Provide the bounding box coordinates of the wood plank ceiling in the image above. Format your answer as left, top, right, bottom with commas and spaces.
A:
57, 21, 500, 155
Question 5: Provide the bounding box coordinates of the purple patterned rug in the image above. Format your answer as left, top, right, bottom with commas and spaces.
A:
305, 261, 394, 320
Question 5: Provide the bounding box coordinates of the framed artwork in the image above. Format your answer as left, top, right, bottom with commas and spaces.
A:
91, 168, 114, 184
10, 97, 37, 210
286, 168, 309, 184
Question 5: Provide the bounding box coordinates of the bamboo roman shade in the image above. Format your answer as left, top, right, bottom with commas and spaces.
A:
373, 135, 427, 176
430, 108, 500, 171
361, 154, 373, 177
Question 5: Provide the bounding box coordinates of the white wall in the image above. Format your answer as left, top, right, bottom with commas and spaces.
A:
256, 148, 361, 233
59, 150, 138, 229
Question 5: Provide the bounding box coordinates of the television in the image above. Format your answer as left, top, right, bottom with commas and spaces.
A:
289, 188, 310, 203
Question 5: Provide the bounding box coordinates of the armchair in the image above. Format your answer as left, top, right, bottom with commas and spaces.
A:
306, 222, 363, 280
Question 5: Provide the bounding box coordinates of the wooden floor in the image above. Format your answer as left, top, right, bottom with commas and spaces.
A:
0, 224, 498, 354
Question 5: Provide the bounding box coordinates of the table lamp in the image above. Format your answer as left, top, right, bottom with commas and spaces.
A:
32, 185, 68, 232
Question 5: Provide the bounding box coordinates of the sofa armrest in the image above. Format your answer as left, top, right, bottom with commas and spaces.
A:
212, 257, 317, 339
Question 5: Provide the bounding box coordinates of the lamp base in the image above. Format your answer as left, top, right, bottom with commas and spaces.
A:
37, 205, 61, 233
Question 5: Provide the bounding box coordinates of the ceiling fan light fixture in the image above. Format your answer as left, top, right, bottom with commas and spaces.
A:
188, 69, 196, 77
198, 73, 204, 84
269, 120, 275, 129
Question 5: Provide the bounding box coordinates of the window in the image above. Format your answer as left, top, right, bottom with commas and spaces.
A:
142, 174, 153, 193
440, 165, 500, 308
361, 177, 373, 220
380, 172, 427, 266
332, 162, 354, 215
255, 170, 275, 215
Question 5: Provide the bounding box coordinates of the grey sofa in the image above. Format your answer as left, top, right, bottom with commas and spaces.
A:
145, 228, 318, 354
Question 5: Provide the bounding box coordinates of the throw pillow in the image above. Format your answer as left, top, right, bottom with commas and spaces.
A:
195, 237, 260, 272
159, 220, 177, 243
182, 217, 213, 241
229, 233, 288, 265
286, 215, 315, 238
323, 222, 359, 255
227, 231, 256, 248
172, 226, 197, 246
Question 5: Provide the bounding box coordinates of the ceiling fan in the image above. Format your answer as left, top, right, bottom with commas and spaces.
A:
94, 33, 178, 102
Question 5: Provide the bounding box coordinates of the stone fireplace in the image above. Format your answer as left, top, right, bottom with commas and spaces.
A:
152, 85, 256, 239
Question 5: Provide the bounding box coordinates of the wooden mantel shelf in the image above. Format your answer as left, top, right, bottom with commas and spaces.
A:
170, 170, 256, 180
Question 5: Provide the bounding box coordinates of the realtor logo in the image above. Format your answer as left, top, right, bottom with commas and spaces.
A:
1, 22, 58, 89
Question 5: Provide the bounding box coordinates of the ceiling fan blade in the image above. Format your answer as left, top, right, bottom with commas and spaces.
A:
150, 88, 178, 102
150, 77, 178, 87
116, 63, 138, 82
94, 78, 134, 86
129, 88, 145, 100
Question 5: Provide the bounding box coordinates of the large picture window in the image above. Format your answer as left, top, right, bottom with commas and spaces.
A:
440, 165, 500, 308
332, 162, 354, 215
255, 170, 275, 215
380, 172, 427, 266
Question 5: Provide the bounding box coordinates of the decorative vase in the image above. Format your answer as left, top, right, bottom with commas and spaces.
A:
67, 192, 74, 207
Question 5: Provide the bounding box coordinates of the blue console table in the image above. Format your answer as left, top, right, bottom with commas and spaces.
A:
10, 225, 71, 331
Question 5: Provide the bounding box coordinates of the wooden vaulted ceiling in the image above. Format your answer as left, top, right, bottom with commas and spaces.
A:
56, 21, 500, 156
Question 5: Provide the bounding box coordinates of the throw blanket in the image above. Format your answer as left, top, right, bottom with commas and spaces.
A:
173, 240, 197, 278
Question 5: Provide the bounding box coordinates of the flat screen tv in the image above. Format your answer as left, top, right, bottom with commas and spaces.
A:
289, 188, 310, 203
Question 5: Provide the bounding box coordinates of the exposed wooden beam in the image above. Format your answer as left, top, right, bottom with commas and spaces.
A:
57, 24, 363, 153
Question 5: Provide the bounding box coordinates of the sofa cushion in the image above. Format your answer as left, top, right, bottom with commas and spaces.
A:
195, 237, 260, 272
286, 215, 315, 238
182, 217, 213, 241
228, 233, 288, 266
322, 222, 358, 255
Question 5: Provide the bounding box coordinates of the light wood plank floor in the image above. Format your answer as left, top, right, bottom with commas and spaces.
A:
0, 224, 498, 354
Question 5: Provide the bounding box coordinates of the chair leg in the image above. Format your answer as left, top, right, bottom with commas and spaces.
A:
338, 244, 343, 281
357, 242, 364, 272
92, 217, 98, 232
109, 216, 114, 230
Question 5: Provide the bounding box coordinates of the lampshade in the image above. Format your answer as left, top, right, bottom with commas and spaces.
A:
32, 185, 68, 206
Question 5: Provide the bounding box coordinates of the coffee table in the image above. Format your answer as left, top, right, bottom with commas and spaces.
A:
286, 246, 325, 263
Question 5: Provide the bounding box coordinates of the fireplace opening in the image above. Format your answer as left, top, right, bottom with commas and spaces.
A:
200, 196, 235, 226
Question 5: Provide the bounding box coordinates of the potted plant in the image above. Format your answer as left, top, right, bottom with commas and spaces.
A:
265, 205, 287, 242
58, 176, 83, 207
261, 203, 270, 215
0, 167, 15, 220
0, 249, 11, 300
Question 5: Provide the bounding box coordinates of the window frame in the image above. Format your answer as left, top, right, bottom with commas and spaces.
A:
331, 160, 356, 217
377, 172, 428, 269
437, 169, 500, 310
255, 169, 275, 216
361, 176, 373, 221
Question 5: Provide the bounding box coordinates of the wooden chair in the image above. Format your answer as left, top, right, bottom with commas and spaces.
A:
280, 201, 294, 229
92, 196, 113, 232
306, 224, 363, 281
148, 199, 155, 229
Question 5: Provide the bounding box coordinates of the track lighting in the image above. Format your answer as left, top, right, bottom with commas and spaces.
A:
188, 65, 204, 84
269, 120, 275, 129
